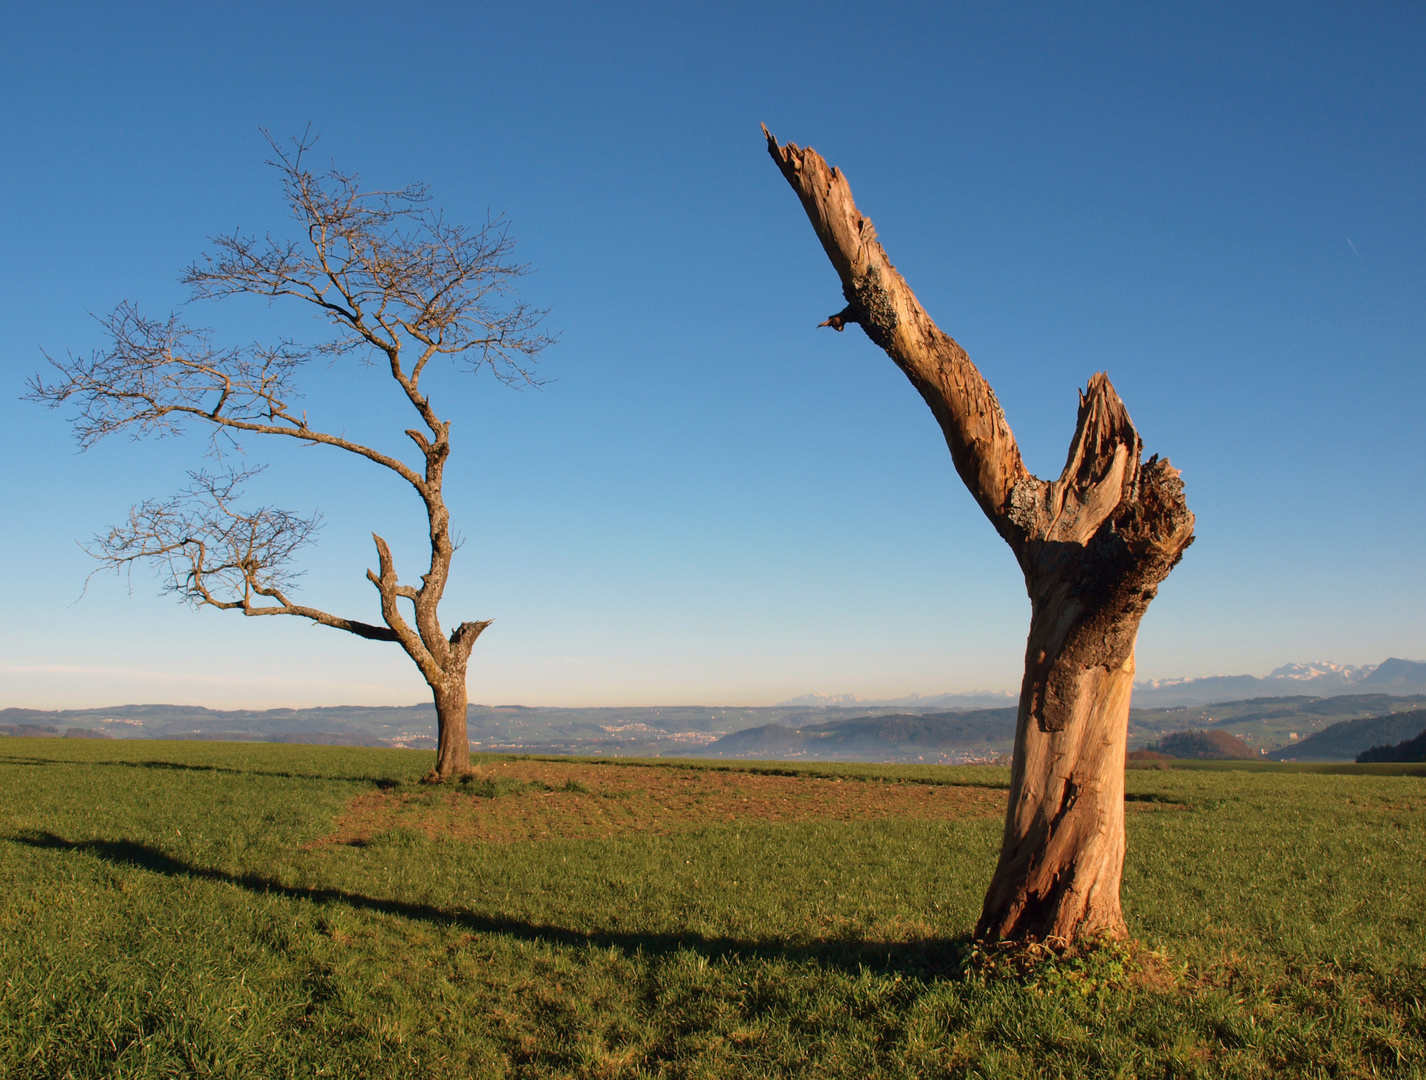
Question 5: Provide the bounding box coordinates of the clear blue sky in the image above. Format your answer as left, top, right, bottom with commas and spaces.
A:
2, 2, 1422, 709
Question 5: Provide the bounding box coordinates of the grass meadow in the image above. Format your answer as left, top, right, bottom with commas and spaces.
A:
0, 739, 1422, 1078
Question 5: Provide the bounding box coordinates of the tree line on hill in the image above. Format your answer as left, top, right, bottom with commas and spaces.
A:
1271, 709, 1426, 761
1356, 726, 1426, 763
1126, 708, 1426, 762
1128, 729, 1259, 761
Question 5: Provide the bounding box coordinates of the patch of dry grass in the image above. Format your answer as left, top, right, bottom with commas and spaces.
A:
317, 759, 1008, 845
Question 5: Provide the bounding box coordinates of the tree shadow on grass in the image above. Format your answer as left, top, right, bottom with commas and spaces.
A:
0, 750, 1011, 792
0, 754, 405, 788
9, 830, 974, 978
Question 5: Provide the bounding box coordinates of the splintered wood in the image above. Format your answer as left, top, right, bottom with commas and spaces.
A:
763, 127, 1194, 941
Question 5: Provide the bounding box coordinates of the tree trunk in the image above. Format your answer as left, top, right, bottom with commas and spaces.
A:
977, 642, 1134, 941
367, 534, 487, 780
431, 673, 471, 778
764, 128, 1194, 943
975, 380, 1195, 940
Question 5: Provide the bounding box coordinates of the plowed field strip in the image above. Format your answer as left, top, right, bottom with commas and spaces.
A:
318, 760, 1009, 845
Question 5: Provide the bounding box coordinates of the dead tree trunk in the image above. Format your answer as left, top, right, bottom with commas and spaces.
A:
765, 127, 1194, 943
432, 676, 472, 777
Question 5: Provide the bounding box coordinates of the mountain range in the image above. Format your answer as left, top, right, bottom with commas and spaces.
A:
5, 658, 1425, 764
1131, 658, 1426, 707
776, 690, 1017, 709
780, 658, 1426, 711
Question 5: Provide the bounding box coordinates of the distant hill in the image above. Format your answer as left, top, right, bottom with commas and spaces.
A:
1152, 730, 1257, 760
7, 691, 1424, 764
1269, 709, 1426, 762
0, 703, 439, 748
1211, 694, 1426, 724
0, 701, 973, 757
1133, 675, 1284, 708
1127, 693, 1426, 755
777, 691, 1019, 709
0, 723, 112, 740
1357, 727, 1426, 763
694, 709, 1017, 762
1132, 658, 1426, 707
783, 658, 1426, 712
1357, 658, 1426, 694
1126, 748, 1173, 761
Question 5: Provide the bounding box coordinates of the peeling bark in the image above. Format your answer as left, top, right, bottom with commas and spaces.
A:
765, 127, 1194, 942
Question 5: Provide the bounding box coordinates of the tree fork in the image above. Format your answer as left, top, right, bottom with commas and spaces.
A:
764, 127, 1194, 943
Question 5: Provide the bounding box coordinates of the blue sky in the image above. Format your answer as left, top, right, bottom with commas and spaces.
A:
2, 2, 1422, 709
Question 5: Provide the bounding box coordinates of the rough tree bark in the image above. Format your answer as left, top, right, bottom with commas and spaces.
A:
765, 127, 1194, 943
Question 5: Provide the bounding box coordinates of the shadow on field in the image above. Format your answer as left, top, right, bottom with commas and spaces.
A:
0, 754, 404, 787
9, 830, 974, 977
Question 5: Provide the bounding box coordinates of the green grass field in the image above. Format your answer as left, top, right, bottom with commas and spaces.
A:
1, 739, 1423, 1078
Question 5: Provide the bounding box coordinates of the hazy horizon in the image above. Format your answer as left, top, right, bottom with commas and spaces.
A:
5, 655, 1423, 713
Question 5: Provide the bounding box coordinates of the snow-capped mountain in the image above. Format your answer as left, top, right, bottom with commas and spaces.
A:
1264, 661, 1370, 683
1132, 658, 1426, 707
782, 659, 1426, 712
776, 692, 863, 707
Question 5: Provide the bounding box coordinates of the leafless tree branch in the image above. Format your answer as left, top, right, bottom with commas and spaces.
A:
30, 130, 544, 776
87, 468, 393, 640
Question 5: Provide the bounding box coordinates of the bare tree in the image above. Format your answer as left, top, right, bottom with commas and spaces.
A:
764, 127, 1195, 943
28, 133, 551, 779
